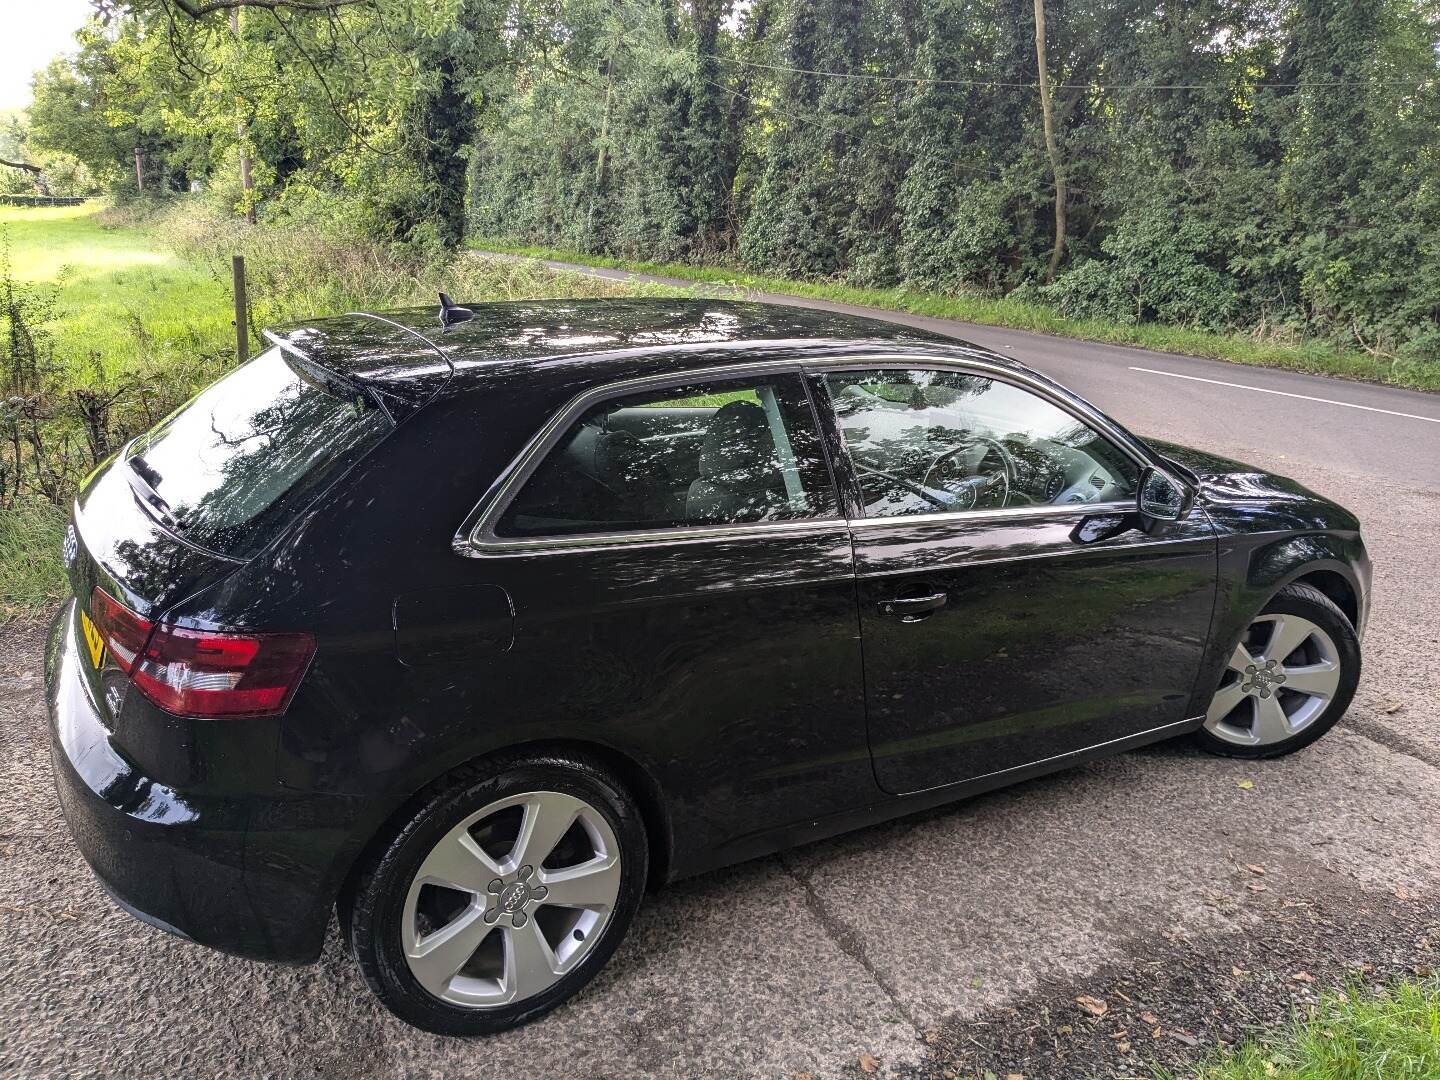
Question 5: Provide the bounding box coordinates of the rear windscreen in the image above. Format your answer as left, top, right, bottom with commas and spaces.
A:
125, 346, 392, 558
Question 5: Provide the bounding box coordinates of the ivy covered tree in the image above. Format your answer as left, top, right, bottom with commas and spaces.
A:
21, 0, 1440, 357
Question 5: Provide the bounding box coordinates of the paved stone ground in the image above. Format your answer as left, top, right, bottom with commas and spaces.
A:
2, 299, 1437, 1077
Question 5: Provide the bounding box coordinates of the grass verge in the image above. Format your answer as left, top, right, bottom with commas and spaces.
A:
0, 500, 69, 621
471, 239, 1440, 393
1158, 979, 1440, 1080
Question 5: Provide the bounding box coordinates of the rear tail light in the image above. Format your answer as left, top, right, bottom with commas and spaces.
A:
89, 587, 315, 719
89, 586, 153, 674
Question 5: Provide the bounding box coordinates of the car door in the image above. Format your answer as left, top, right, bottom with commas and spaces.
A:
812, 363, 1218, 796
449, 367, 873, 872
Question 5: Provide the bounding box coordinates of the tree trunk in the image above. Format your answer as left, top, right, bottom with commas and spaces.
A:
595, 57, 614, 188
585, 50, 615, 246
1032, 0, 1066, 282
688, 0, 729, 252
230, 8, 256, 223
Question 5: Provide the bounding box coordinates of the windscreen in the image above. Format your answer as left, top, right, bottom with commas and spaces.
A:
125, 346, 392, 558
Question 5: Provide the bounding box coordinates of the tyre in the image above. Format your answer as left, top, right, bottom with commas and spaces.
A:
1194, 582, 1360, 759
345, 753, 648, 1035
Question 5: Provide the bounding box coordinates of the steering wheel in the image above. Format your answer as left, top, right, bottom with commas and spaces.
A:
922, 437, 1018, 510
853, 461, 953, 510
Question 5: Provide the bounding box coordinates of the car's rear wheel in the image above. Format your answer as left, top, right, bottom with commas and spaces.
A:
345, 754, 647, 1035
1195, 582, 1360, 759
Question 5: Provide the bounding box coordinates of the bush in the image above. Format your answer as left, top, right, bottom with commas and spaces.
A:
1043, 199, 1239, 330
898, 170, 1024, 295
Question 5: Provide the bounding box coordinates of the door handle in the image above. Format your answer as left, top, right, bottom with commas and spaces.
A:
878, 592, 948, 622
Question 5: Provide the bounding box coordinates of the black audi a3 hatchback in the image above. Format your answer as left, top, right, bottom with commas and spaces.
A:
47, 299, 1368, 1034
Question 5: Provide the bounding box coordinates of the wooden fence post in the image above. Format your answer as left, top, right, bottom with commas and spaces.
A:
232, 255, 249, 363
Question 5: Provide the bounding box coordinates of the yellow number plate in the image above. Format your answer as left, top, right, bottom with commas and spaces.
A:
80, 608, 106, 669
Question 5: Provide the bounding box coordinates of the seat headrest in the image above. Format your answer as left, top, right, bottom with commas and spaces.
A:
698, 400, 778, 481
593, 428, 643, 484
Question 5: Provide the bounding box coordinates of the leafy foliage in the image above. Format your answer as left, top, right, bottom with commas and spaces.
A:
15, 0, 1440, 360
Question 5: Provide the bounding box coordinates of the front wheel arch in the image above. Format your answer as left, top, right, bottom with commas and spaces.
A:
1193, 580, 1360, 759
1246, 536, 1363, 627
1291, 567, 1359, 631
1185, 549, 1363, 721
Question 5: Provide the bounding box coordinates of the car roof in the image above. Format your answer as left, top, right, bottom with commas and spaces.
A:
262, 298, 1028, 407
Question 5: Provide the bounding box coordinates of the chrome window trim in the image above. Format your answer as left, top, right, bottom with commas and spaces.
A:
849, 499, 1137, 530
462, 517, 851, 556
454, 351, 1161, 557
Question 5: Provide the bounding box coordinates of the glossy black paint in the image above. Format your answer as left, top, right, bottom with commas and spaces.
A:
46, 300, 1369, 965
850, 505, 1218, 794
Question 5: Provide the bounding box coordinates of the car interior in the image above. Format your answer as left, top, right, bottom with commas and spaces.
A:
495, 368, 1142, 538
496, 380, 833, 536
824, 371, 1140, 517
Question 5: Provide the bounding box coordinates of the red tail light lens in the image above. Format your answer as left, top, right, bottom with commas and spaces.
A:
89, 587, 315, 719
132, 626, 315, 718
89, 586, 153, 674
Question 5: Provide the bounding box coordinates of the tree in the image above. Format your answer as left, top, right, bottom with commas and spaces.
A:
28, 41, 142, 187
18, 0, 1438, 357
1032, 0, 1065, 282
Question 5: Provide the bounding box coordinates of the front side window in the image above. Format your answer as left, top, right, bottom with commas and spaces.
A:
496, 374, 837, 538
824, 368, 1139, 519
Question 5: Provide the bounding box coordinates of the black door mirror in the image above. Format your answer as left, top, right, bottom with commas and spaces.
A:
1138, 467, 1192, 521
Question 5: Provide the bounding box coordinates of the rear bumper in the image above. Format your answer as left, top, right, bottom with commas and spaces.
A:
45, 600, 369, 964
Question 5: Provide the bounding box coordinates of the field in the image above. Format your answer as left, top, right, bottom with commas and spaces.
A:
0, 201, 673, 619
1, 204, 235, 390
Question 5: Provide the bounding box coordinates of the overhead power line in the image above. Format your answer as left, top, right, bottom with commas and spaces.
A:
716, 54, 1436, 92
700, 75, 1089, 197
701, 73, 1424, 230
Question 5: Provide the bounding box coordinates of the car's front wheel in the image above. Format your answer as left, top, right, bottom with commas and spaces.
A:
345, 753, 648, 1035
1195, 582, 1360, 759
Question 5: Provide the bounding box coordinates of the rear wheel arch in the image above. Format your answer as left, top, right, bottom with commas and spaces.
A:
336, 738, 672, 929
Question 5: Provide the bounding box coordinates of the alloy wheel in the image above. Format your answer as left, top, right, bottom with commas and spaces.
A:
400, 790, 622, 1008
1203, 612, 1342, 748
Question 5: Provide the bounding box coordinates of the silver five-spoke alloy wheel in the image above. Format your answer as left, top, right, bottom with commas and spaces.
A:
1204, 612, 1342, 748
401, 791, 622, 1008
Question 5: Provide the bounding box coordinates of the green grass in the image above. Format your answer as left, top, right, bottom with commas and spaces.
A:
471, 239, 1440, 393
1, 202, 235, 386
0, 500, 69, 621
1157, 980, 1440, 1080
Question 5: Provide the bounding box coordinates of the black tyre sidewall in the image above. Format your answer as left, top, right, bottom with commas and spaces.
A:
1194, 583, 1361, 759
348, 755, 648, 1036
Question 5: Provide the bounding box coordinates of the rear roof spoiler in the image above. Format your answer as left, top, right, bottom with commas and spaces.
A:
262, 329, 393, 420
261, 314, 455, 419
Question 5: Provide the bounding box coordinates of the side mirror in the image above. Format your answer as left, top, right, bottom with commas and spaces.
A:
1138, 467, 1193, 522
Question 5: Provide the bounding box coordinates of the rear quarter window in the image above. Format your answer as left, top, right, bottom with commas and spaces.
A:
495, 373, 837, 538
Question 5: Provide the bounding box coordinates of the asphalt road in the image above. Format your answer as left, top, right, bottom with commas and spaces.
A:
1, 265, 1437, 1078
